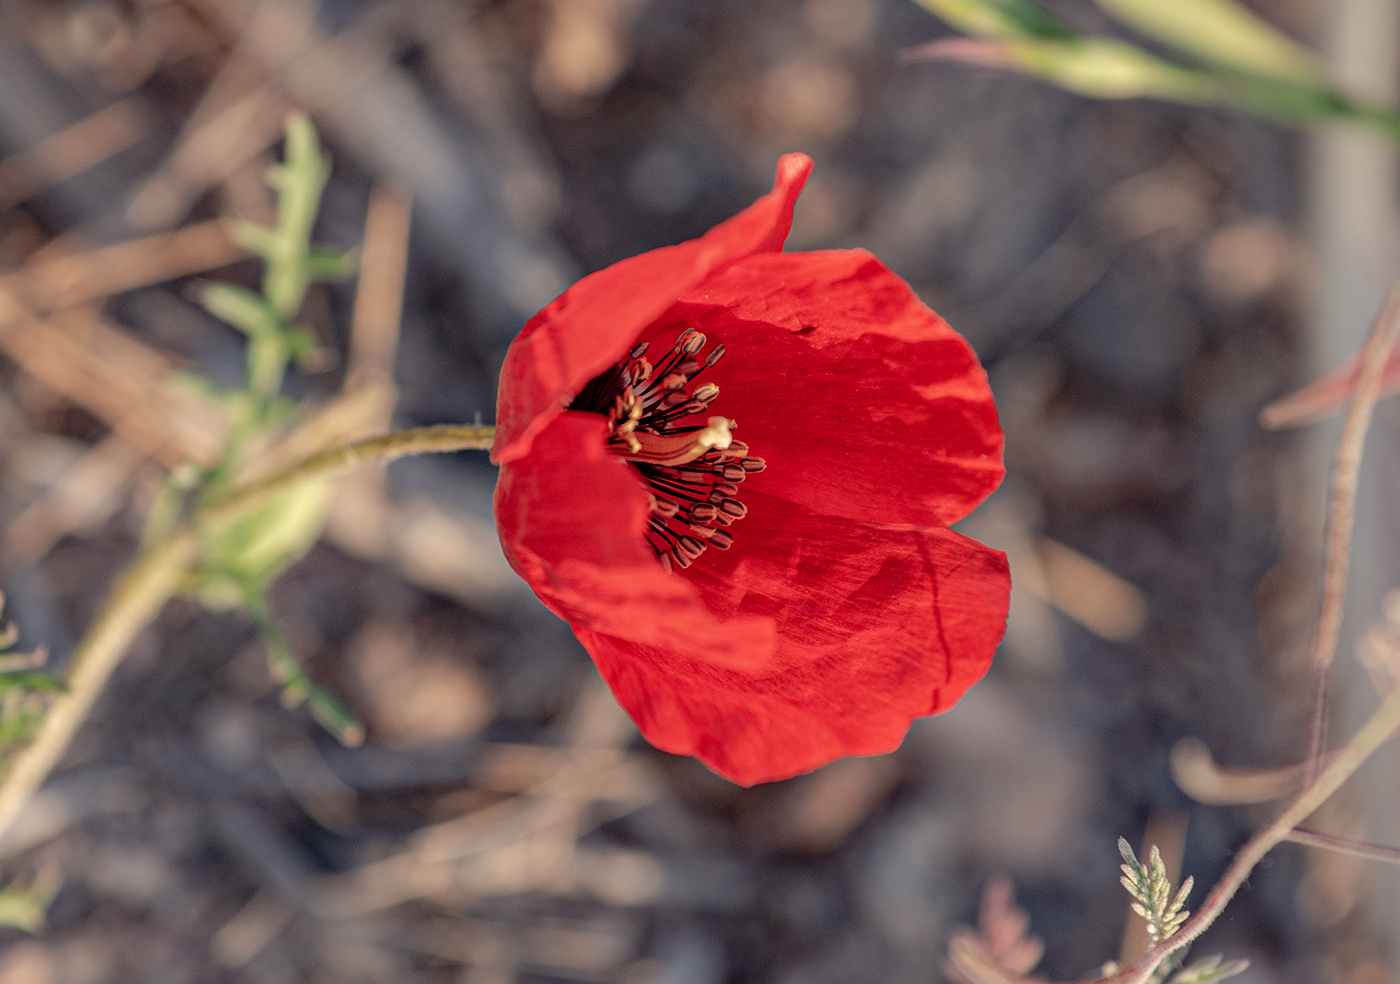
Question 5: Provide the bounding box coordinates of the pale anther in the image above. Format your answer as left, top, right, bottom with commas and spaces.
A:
575, 327, 759, 573
621, 416, 733, 467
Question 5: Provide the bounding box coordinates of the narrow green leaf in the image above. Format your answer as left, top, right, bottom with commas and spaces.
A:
307, 685, 365, 747
0, 673, 62, 694
912, 36, 1226, 103
264, 113, 332, 320
910, 34, 1374, 132
0, 880, 58, 933
285, 326, 320, 361
1169, 955, 1250, 984
201, 283, 277, 338
1003, 36, 1225, 102
246, 589, 363, 746
911, 0, 1072, 39
1094, 0, 1323, 84
229, 221, 278, 259
305, 246, 358, 282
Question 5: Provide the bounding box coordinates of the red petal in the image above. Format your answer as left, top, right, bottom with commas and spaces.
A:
577, 489, 1011, 785
494, 411, 776, 666
492, 154, 814, 464
646, 249, 1004, 527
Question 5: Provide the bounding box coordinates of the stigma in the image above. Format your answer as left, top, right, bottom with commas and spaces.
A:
570, 328, 765, 572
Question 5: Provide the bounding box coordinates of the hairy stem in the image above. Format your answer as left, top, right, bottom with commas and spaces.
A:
1304, 286, 1400, 788
1098, 674, 1400, 984
946, 287, 1400, 984
203, 425, 497, 523
0, 423, 496, 843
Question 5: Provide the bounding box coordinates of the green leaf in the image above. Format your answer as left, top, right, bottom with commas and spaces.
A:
264, 113, 332, 320
912, 34, 1371, 129
1093, 0, 1323, 84
1169, 955, 1250, 984
229, 221, 278, 259
201, 283, 277, 338
911, 0, 1072, 39
305, 246, 358, 282
246, 589, 364, 746
196, 476, 331, 596
307, 685, 365, 747
285, 326, 320, 361
924, 35, 1226, 102
0, 673, 62, 694
0, 877, 59, 933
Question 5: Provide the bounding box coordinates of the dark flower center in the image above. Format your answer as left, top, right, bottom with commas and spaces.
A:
570, 328, 766, 572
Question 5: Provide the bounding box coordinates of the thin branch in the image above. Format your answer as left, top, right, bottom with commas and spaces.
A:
0, 423, 496, 844
1286, 828, 1400, 866
1083, 670, 1400, 984
950, 285, 1400, 984
0, 531, 197, 843
1304, 285, 1400, 790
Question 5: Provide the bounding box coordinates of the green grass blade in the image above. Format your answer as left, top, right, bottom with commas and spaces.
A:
911, 0, 1071, 40
1093, 0, 1323, 84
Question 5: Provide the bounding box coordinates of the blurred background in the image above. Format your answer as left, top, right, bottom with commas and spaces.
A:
0, 0, 1390, 981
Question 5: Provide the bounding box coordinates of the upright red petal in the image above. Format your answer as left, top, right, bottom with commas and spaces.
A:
643, 249, 1004, 527
492, 154, 813, 464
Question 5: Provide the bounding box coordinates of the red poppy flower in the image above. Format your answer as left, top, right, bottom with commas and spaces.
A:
492, 154, 1010, 785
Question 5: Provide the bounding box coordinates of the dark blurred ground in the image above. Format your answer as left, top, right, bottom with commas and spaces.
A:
0, 0, 1373, 982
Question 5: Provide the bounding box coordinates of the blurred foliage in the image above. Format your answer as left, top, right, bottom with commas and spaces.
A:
170, 114, 361, 744
0, 595, 60, 773
0, 869, 61, 934
1091, 0, 1323, 82
913, 0, 1072, 39
0, 596, 61, 933
910, 0, 1400, 140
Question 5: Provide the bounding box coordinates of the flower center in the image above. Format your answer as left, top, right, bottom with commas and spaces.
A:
570, 328, 765, 572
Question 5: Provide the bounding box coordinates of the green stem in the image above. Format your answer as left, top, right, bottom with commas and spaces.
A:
0, 423, 496, 843
201, 425, 496, 524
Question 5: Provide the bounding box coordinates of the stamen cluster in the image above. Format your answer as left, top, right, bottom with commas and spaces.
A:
571, 328, 766, 572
